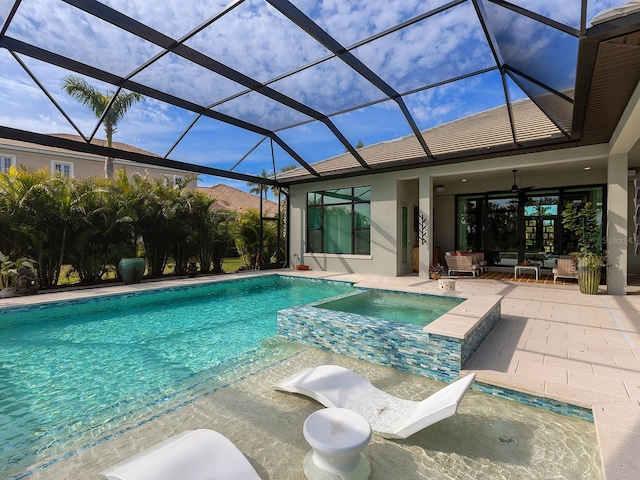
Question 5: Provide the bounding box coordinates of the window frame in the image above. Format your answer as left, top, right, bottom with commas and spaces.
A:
164, 174, 185, 187
455, 184, 606, 265
1, 154, 16, 173
306, 186, 371, 255
50, 160, 74, 178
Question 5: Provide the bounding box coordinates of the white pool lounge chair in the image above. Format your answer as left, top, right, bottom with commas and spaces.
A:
275, 365, 476, 439
101, 429, 261, 480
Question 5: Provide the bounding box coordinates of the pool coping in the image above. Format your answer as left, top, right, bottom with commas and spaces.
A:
423, 293, 502, 339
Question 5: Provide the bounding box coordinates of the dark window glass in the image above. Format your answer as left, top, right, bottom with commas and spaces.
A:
306, 186, 371, 255
308, 206, 322, 229
457, 196, 484, 252
324, 188, 354, 204
308, 230, 322, 253
456, 185, 604, 265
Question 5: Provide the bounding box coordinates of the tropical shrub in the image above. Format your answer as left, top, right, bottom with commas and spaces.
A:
0, 166, 67, 287
0, 166, 281, 287
232, 208, 277, 270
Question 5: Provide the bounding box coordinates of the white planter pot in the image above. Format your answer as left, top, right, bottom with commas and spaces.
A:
438, 279, 456, 291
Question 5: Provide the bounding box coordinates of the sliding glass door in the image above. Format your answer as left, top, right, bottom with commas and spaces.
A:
486, 195, 519, 266
524, 193, 559, 257
455, 185, 604, 266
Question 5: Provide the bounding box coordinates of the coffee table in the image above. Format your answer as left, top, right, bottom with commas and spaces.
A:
514, 264, 539, 280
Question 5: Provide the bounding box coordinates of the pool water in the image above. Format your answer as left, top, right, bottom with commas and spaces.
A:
316, 290, 464, 326
0, 275, 353, 478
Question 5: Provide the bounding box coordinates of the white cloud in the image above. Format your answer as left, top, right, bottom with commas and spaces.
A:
8, 0, 161, 76
291, 0, 430, 47
212, 90, 313, 130
352, 3, 491, 93
184, 0, 330, 82
509, 0, 622, 27
130, 52, 246, 107
269, 57, 385, 115
0, 0, 603, 172
101, 0, 231, 40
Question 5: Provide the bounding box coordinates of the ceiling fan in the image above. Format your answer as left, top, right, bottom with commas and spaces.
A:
506, 169, 534, 193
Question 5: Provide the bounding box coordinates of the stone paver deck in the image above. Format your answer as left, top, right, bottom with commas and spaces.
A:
285, 270, 640, 480
2, 269, 639, 479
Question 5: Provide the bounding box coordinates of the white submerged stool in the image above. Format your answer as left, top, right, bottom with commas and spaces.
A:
302, 408, 372, 480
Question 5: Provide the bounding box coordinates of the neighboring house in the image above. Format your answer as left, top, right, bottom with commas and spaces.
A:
0, 134, 194, 186
198, 184, 279, 216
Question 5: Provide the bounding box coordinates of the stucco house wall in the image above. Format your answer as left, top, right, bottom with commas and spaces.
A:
289, 141, 640, 284
291, 172, 420, 276
1, 138, 195, 187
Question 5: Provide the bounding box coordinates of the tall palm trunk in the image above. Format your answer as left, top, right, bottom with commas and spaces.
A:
105, 131, 114, 180
105, 156, 114, 180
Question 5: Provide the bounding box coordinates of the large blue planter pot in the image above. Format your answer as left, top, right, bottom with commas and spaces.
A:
118, 258, 146, 284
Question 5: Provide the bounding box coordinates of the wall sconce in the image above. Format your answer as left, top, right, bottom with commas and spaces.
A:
435, 185, 445, 193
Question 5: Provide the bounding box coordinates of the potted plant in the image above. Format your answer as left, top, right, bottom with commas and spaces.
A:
561, 201, 604, 295
429, 263, 445, 280
293, 253, 310, 271
118, 257, 147, 284
0, 251, 38, 298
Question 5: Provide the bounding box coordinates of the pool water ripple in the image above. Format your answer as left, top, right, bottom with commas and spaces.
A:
0, 276, 353, 478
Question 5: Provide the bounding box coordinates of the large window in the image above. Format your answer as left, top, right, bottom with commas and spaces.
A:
307, 186, 371, 255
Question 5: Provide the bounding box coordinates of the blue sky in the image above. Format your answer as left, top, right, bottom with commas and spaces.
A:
0, 0, 622, 192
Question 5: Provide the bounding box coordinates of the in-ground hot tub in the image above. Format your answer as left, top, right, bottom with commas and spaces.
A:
315, 289, 465, 327
277, 289, 501, 382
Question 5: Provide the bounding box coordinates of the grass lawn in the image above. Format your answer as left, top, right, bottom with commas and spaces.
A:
56, 257, 244, 286
222, 257, 242, 273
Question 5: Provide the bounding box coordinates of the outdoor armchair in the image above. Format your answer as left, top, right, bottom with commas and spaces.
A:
445, 254, 479, 277
553, 256, 578, 283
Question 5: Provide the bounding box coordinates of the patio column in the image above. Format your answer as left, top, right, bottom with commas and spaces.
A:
607, 153, 628, 295
418, 175, 432, 279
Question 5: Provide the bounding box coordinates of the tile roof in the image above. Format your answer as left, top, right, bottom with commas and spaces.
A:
197, 184, 279, 216
1, 134, 160, 160
278, 98, 564, 181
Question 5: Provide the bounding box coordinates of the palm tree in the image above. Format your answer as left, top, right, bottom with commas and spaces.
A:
246, 169, 271, 200
62, 76, 144, 179
246, 165, 297, 201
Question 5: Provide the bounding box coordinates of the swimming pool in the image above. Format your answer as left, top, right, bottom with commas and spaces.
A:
0, 275, 353, 479
316, 290, 464, 326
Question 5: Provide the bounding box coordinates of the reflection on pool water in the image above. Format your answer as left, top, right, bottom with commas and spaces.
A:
316, 290, 464, 326
0, 275, 353, 479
